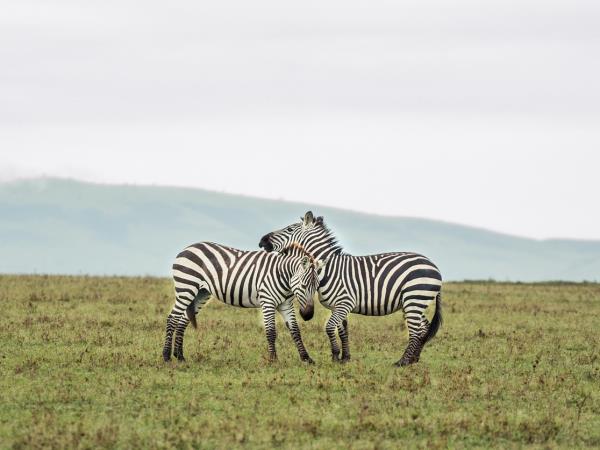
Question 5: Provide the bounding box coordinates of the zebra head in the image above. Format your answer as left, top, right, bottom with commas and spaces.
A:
290, 255, 323, 321
259, 211, 339, 257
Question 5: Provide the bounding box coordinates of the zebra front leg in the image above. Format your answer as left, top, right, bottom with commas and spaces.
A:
338, 319, 350, 362
162, 313, 178, 361
277, 300, 314, 364
261, 302, 278, 362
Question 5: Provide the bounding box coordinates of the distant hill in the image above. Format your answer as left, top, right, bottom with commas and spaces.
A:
1, 178, 599, 281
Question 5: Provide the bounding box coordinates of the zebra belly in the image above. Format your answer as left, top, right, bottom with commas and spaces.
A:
350, 300, 402, 316
318, 288, 401, 316
172, 266, 261, 308
211, 291, 261, 308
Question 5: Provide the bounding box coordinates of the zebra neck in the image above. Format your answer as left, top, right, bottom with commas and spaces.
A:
304, 245, 342, 260
276, 257, 294, 289
302, 227, 343, 259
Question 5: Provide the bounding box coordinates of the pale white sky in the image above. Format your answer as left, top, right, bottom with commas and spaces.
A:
1, 0, 599, 239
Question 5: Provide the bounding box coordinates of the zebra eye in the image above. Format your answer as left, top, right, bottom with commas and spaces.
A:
286, 227, 294, 232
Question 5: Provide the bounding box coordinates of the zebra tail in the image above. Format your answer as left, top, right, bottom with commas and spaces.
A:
423, 292, 443, 343
185, 297, 198, 329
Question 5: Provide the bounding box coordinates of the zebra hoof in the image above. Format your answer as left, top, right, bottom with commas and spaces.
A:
302, 356, 315, 365
331, 352, 340, 362
163, 354, 171, 362
341, 355, 351, 364
395, 357, 416, 367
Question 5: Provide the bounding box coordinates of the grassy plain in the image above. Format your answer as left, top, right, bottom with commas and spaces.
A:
0, 275, 599, 449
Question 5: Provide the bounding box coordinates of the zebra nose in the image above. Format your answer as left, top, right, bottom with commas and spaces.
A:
259, 233, 273, 250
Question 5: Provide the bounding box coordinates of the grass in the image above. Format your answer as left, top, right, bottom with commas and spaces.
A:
0, 275, 599, 449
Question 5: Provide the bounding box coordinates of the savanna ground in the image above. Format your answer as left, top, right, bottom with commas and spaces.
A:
0, 275, 599, 449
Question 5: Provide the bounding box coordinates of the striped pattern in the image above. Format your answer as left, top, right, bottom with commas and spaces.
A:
259, 212, 443, 366
163, 242, 318, 364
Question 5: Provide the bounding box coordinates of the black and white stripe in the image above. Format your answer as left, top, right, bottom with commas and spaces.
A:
259, 211, 443, 366
163, 241, 320, 364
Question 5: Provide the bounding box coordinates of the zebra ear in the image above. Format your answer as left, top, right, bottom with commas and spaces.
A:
303, 211, 314, 226
300, 256, 311, 269
316, 258, 327, 272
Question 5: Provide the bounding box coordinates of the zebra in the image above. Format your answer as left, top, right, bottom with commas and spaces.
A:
163, 241, 325, 364
258, 211, 443, 366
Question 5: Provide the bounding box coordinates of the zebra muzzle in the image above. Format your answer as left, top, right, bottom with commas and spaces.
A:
259, 233, 274, 252
300, 302, 314, 321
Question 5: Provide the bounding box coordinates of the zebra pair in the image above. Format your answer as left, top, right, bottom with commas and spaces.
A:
162, 241, 325, 364
259, 211, 443, 366
163, 211, 442, 366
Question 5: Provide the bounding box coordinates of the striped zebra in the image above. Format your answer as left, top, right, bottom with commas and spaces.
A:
163, 241, 324, 364
259, 211, 443, 366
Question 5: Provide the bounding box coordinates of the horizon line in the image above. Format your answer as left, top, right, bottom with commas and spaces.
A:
3, 174, 599, 244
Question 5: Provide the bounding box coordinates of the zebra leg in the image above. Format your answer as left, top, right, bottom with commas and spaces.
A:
419, 316, 431, 339
166, 281, 199, 362
396, 310, 425, 367
261, 302, 278, 362
173, 315, 190, 362
326, 306, 351, 362
171, 289, 211, 362
162, 313, 179, 361
277, 300, 314, 364
163, 285, 196, 362
338, 319, 350, 362
396, 292, 442, 366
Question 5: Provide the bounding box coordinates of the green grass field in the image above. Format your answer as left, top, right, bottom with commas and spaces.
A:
1, 275, 599, 449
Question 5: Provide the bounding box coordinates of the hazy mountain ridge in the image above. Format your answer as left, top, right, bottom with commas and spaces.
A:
1, 178, 599, 281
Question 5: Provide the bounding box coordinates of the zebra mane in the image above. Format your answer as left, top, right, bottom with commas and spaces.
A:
315, 217, 344, 255
281, 218, 344, 257
281, 242, 316, 264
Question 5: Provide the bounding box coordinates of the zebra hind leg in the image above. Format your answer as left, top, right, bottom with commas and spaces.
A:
395, 310, 426, 367
419, 316, 430, 340
162, 313, 178, 361
173, 289, 211, 362
395, 293, 442, 367
173, 316, 190, 361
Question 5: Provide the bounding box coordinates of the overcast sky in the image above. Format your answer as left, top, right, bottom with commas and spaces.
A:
2, 0, 599, 239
